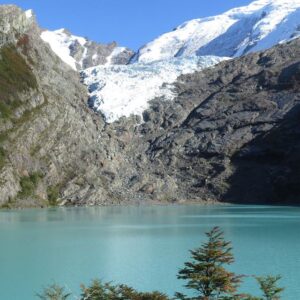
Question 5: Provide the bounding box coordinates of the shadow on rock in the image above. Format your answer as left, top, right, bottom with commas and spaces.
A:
225, 103, 300, 205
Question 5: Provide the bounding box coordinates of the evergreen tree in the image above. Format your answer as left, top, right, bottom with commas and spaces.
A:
118, 284, 169, 300
176, 227, 243, 300
36, 284, 71, 300
80, 280, 117, 300
256, 276, 284, 300
80, 279, 169, 300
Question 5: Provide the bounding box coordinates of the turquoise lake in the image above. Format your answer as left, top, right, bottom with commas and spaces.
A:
0, 205, 299, 299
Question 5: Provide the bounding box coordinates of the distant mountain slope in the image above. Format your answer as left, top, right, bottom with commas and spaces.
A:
41, 29, 134, 70
133, 0, 300, 63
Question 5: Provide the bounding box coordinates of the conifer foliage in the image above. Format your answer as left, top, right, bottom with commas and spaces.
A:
80, 279, 168, 300
36, 284, 71, 300
255, 276, 284, 300
176, 227, 243, 300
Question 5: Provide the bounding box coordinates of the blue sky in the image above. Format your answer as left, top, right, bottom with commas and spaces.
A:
2, 0, 253, 50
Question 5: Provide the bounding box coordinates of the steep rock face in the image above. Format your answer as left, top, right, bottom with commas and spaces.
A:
135, 39, 300, 204
0, 5, 110, 207
0, 5, 34, 45
226, 65, 300, 204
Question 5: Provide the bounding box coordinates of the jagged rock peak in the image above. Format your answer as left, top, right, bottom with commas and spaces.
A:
0, 5, 35, 46
41, 28, 135, 70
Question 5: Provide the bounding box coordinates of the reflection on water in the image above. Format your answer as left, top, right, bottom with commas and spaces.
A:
0, 205, 299, 299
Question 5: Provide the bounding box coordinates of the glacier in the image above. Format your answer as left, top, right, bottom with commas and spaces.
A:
82, 56, 226, 123
133, 0, 300, 63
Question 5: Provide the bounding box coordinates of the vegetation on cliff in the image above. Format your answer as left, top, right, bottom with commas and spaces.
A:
0, 45, 37, 120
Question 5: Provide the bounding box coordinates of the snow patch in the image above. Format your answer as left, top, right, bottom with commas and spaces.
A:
82, 56, 226, 123
25, 9, 33, 19
41, 29, 87, 70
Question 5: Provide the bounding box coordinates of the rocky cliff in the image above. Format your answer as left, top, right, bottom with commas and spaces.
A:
140, 42, 300, 205
1, 5, 300, 208
0, 5, 107, 207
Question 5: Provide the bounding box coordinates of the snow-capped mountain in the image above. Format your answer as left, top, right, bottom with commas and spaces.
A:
40, 0, 300, 123
82, 56, 226, 123
41, 29, 134, 70
132, 0, 300, 63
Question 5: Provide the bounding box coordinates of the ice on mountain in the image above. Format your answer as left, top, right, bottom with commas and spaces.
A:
82, 56, 226, 123
133, 0, 300, 63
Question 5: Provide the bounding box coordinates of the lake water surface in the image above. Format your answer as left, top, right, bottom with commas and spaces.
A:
0, 205, 299, 299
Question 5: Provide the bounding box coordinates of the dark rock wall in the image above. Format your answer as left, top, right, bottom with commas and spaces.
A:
136, 40, 300, 205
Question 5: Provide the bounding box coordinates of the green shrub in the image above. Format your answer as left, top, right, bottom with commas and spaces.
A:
47, 185, 61, 206
0, 197, 16, 209
0, 131, 9, 143
18, 172, 43, 198
30, 172, 43, 186
0, 46, 37, 120
0, 147, 6, 169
